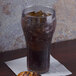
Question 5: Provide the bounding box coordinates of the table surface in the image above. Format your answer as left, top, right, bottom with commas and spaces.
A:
0, 39, 76, 76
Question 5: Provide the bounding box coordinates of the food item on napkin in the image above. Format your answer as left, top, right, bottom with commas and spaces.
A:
17, 71, 41, 76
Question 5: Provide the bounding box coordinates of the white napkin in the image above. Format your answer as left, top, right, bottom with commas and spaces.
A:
5, 55, 72, 76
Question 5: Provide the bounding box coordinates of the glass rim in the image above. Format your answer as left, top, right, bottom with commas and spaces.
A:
22, 6, 56, 18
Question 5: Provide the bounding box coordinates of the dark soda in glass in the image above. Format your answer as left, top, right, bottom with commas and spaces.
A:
21, 6, 56, 74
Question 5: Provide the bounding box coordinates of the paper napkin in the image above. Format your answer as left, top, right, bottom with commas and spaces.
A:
5, 55, 72, 76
